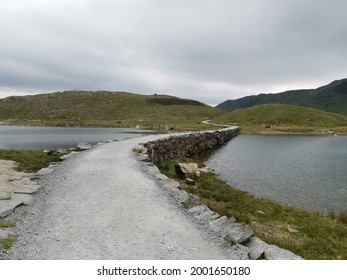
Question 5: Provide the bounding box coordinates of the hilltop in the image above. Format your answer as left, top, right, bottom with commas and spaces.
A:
0, 90, 223, 131
216, 78, 347, 115
212, 104, 347, 134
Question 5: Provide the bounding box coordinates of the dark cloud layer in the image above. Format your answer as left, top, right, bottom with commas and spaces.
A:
1, 0, 347, 104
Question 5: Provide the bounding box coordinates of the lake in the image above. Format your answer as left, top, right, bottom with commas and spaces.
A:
206, 135, 347, 213
0, 126, 154, 150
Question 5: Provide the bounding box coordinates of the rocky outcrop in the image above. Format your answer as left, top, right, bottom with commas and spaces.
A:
145, 127, 240, 162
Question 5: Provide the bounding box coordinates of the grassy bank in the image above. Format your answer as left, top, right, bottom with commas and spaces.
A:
0, 149, 62, 172
212, 104, 347, 134
157, 158, 347, 260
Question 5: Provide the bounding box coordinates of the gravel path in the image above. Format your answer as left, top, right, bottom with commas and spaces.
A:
4, 135, 233, 260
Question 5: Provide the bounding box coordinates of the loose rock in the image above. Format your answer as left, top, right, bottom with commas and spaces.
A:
77, 142, 92, 150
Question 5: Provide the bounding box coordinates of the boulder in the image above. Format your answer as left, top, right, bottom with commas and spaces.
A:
174, 163, 209, 178
133, 144, 144, 153
77, 142, 92, 150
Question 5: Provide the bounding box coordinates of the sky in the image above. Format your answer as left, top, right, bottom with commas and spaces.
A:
1, 0, 347, 106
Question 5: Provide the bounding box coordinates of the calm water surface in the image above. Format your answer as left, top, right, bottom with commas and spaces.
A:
206, 135, 347, 213
0, 126, 154, 150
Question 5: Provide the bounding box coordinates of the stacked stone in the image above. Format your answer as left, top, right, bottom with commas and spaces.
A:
146, 127, 240, 162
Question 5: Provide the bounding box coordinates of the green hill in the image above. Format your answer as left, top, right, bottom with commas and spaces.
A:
217, 78, 347, 115
212, 104, 347, 134
0, 90, 223, 130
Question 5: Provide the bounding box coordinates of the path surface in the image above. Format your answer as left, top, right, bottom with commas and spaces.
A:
5, 135, 231, 260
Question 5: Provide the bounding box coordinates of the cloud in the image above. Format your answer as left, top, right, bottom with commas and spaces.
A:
1, 0, 347, 105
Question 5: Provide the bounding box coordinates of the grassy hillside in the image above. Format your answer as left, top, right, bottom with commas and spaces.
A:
212, 104, 347, 134
217, 78, 347, 115
0, 91, 223, 131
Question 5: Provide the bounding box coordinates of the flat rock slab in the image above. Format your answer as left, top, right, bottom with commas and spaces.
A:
0, 229, 15, 239
222, 222, 253, 244
155, 173, 169, 181
11, 194, 33, 205
36, 168, 54, 176
0, 199, 23, 218
14, 185, 42, 195
243, 236, 269, 260
0, 191, 11, 200
264, 245, 303, 260
188, 205, 220, 221
163, 180, 180, 189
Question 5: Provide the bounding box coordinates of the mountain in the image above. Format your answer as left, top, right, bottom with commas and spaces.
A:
0, 90, 223, 130
212, 104, 347, 134
216, 78, 347, 115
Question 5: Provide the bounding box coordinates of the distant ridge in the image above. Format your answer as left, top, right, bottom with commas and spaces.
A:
216, 78, 347, 115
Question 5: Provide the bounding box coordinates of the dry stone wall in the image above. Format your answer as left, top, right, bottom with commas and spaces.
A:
145, 127, 240, 162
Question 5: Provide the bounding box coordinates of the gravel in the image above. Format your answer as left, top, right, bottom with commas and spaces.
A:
2, 135, 237, 260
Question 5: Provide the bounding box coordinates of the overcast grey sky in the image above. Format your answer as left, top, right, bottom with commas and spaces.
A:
1, 0, 346, 105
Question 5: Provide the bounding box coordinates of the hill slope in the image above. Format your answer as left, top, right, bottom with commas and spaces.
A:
217, 78, 347, 115
0, 90, 223, 130
212, 104, 347, 134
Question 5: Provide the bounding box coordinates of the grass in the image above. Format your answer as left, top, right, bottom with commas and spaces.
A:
0, 149, 62, 172
0, 221, 15, 228
157, 158, 347, 260
0, 91, 223, 131
212, 104, 347, 134
0, 221, 17, 250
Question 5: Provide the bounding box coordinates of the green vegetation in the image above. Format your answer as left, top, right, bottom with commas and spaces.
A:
157, 158, 347, 260
217, 78, 347, 115
0, 149, 62, 172
0, 236, 17, 250
0, 221, 17, 250
212, 104, 347, 134
0, 91, 223, 131
0, 221, 15, 228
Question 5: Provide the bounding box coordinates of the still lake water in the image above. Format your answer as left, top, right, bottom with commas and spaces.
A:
0, 126, 153, 150
206, 135, 347, 213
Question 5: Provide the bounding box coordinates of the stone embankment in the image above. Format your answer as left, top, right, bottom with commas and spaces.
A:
145, 126, 240, 162
136, 127, 303, 260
